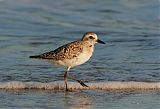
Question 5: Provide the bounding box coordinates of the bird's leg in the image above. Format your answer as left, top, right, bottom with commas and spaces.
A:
64, 67, 71, 91
68, 76, 88, 87
64, 71, 68, 91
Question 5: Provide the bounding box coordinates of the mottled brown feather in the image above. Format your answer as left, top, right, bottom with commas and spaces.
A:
39, 40, 83, 60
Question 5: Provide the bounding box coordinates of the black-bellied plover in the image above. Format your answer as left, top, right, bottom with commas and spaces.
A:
30, 32, 105, 91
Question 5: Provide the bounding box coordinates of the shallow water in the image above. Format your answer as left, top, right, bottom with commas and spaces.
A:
1, 90, 160, 109
0, 0, 160, 109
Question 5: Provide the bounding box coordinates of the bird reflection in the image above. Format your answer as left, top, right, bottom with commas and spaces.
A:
63, 91, 92, 109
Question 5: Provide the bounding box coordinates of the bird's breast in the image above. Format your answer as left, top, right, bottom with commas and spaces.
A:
58, 47, 93, 67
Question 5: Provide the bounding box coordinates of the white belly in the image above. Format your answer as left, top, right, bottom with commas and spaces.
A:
56, 51, 93, 67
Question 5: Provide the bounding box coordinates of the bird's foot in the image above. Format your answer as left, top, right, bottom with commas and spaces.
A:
77, 80, 88, 87
65, 88, 69, 92
68, 75, 89, 87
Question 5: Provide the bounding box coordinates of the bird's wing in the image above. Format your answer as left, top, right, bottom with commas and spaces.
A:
39, 40, 83, 60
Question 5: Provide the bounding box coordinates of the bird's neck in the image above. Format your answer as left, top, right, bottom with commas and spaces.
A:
83, 41, 94, 54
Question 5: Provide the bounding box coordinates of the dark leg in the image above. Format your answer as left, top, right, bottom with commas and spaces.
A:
68, 76, 88, 87
64, 67, 71, 91
64, 71, 68, 91
76, 79, 88, 87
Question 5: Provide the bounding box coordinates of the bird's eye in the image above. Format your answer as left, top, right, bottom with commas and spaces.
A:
89, 36, 94, 39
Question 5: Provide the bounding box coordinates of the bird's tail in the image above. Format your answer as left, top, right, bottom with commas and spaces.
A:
29, 55, 41, 58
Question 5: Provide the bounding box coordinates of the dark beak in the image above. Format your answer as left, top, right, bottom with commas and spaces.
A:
97, 39, 105, 44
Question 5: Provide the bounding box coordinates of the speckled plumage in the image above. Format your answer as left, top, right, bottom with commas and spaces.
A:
39, 40, 83, 60
30, 32, 105, 91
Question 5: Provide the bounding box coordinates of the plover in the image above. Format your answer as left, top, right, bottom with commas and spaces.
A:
30, 32, 105, 91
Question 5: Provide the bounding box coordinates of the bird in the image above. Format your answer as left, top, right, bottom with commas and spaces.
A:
29, 32, 105, 91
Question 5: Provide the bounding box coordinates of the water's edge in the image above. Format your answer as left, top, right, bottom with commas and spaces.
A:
1, 81, 160, 91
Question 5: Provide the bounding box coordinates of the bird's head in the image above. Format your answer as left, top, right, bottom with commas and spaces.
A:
81, 32, 105, 44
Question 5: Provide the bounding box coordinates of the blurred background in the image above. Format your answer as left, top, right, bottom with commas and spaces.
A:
0, 0, 160, 109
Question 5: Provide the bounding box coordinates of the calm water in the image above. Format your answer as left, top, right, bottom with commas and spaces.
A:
0, 0, 160, 109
